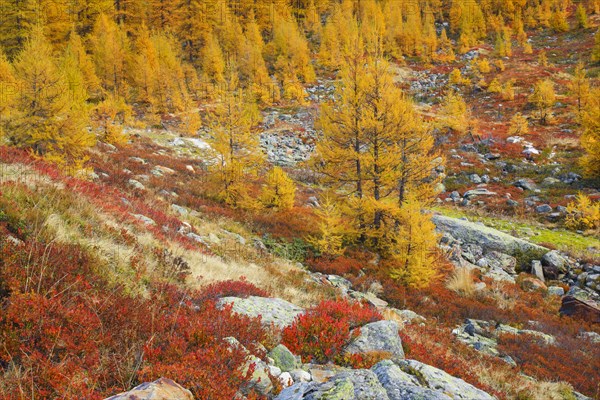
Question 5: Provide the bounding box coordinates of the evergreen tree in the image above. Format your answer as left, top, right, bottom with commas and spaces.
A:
580, 88, 600, 178
569, 62, 590, 115
575, 4, 589, 29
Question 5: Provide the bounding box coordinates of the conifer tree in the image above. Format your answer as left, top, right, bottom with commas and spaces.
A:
240, 16, 276, 104
508, 112, 528, 135
90, 14, 130, 99
538, 50, 549, 66
63, 31, 101, 101
529, 79, 556, 124
206, 72, 262, 206
308, 196, 347, 256
580, 87, 600, 178
8, 27, 94, 169
569, 62, 590, 115
436, 29, 455, 62
0, 49, 16, 138
575, 4, 589, 29
550, 7, 569, 32
260, 166, 296, 210
388, 195, 439, 288
592, 28, 600, 63
92, 94, 131, 146
439, 90, 470, 134
202, 31, 226, 87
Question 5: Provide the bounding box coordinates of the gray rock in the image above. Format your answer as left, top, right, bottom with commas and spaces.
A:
541, 250, 568, 274
131, 213, 156, 226
128, 179, 145, 190
449, 191, 461, 201
432, 215, 547, 256
290, 369, 312, 383
485, 251, 517, 274
461, 244, 483, 264
344, 320, 404, 360
462, 188, 497, 198
513, 178, 537, 191
506, 199, 519, 207
171, 204, 188, 216
548, 286, 565, 296
372, 360, 452, 400
535, 204, 553, 214
105, 378, 193, 400
531, 260, 545, 281
541, 177, 560, 186
469, 174, 482, 184
269, 345, 301, 372
396, 360, 495, 400
217, 296, 304, 328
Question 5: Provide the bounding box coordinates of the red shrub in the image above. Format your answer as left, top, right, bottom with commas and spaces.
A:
197, 278, 270, 302
281, 299, 382, 363
306, 255, 364, 276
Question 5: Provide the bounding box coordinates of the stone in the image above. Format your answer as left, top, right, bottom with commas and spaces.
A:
372, 360, 452, 400
128, 179, 145, 190
506, 199, 519, 207
396, 360, 495, 400
387, 308, 426, 324
131, 213, 156, 226
105, 378, 193, 400
279, 372, 294, 388
290, 369, 312, 383
519, 276, 547, 292
469, 174, 482, 184
432, 215, 547, 256
218, 297, 304, 329
269, 344, 301, 372
269, 365, 283, 377
449, 191, 461, 201
513, 178, 537, 191
171, 204, 188, 216
541, 177, 560, 186
462, 188, 497, 198
531, 260, 545, 281
242, 355, 273, 395
560, 287, 600, 323
548, 286, 565, 296
485, 251, 517, 274
541, 251, 568, 274
535, 204, 553, 214
344, 320, 404, 360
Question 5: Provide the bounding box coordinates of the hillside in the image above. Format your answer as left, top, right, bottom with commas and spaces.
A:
1, 0, 600, 399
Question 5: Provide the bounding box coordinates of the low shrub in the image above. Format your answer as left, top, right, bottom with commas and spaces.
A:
197, 277, 270, 302
281, 299, 382, 363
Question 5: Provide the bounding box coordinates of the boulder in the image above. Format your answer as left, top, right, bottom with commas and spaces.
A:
485, 251, 517, 274
269, 344, 301, 372
513, 178, 537, 191
559, 287, 600, 323
541, 251, 568, 274
344, 320, 404, 360
105, 378, 193, 400
372, 360, 452, 400
396, 360, 495, 400
462, 188, 497, 199
531, 260, 545, 281
431, 215, 547, 256
548, 286, 565, 296
535, 204, 553, 214
217, 296, 304, 328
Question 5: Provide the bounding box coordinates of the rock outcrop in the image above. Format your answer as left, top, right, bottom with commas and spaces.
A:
217, 296, 304, 328
432, 215, 547, 256
274, 359, 496, 400
344, 320, 404, 360
105, 378, 193, 400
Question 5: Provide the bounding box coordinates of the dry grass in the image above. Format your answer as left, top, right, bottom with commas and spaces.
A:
446, 267, 476, 296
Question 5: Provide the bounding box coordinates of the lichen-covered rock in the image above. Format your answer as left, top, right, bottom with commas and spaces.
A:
432, 215, 547, 256
105, 378, 193, 400
542, 250, 568, 275
396, 360, 495, 400
344, 320, 404, 360
372, 360, 452, 400
485, 251, 517, 274
269, 344, 301, 372
217, 296, 304, 328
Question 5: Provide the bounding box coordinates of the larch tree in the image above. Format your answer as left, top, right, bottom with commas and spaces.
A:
260, 166, 296, 210
529, 79, 556, 125
592, 28, 600, 63
575, 4, 589, 29
387, 194, 439, 288
201, 31, 226, 89
508, 112, 529, 135
90, 14, 130, 99
7, 27, 94, 169
308, 195, 347, 257
580, 87, 600, 178
206, 72, 263, 207
63, 31, 101, 102
439, 90, 470, 134
569, 62, 590, 116
0, 49, 16, 138
240, 16, 276, 104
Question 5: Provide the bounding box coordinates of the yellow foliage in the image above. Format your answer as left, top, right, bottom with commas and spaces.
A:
508, 113, 529, 136
439, 90, 470, 134
388, 196, 439, 289
529, 79, 556, 124
565, 193, 600, 231
487, 78, 502, 93
477, 59, 491, 74
260, 167, 296, 210
308, 196, 348, 257
580, 88, 600, 178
